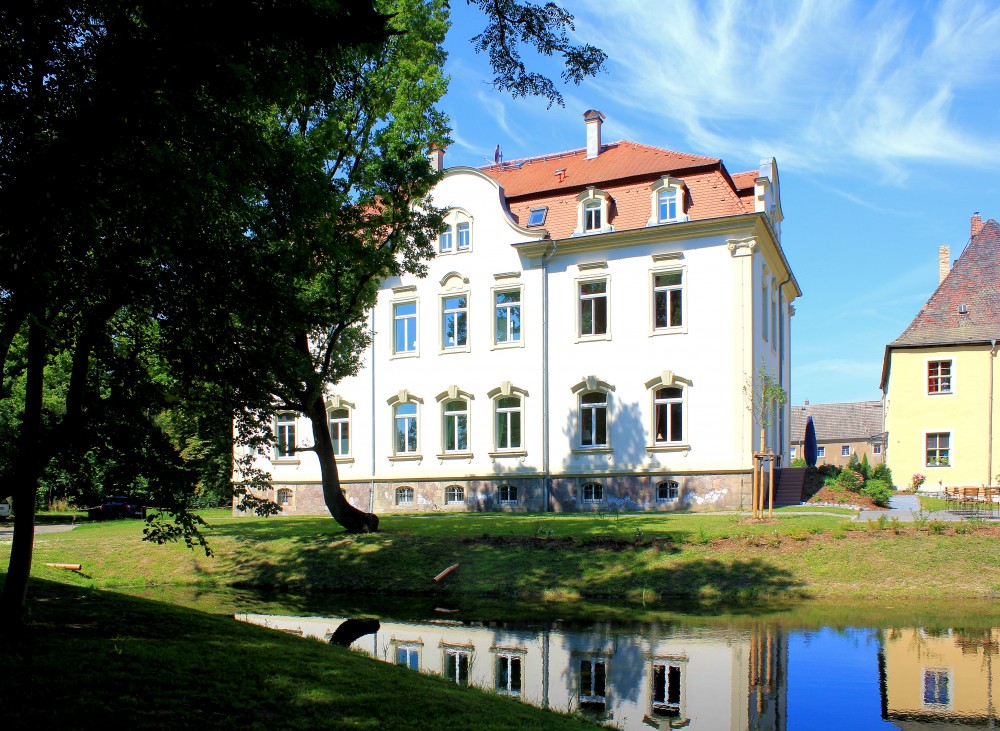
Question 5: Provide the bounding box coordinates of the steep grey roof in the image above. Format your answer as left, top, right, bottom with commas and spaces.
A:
891, 218, 1000, 348
790, 401, 884, 442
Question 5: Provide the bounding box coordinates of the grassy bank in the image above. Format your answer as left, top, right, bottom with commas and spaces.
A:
6, 509, 1000, 602
5, 579, 597, 730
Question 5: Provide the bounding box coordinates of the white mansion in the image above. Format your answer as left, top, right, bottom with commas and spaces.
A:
253, 111, 799, 515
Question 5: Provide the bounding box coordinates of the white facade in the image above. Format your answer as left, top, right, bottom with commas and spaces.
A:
249, 118, 799, 514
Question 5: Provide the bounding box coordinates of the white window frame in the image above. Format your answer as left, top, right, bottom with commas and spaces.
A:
498, 484, 518, 504
656, 480, 679, 502
817, 446, 826, 459
438, 208, 473, 255
274, 412, 297, 461
761, 278, 769, 342
435, 387, 474, 459
327, 405, 353, 461
580, 392, 608, 449
395, 486, 414, 505
651, 657, 687, 718
647, 176, 688, 226
576, 274, 611, 342
391, 297, 419, 359
488, 383, 528, 457
579, 657, 608, 709
922, 668, 953, 709
445, 485, 465, 504
770, 283, 778, 350
873, 443, 882, 456
927, 359, 953, 395
387, 391, 423, 460
790, 446, 797, 459
645, 373, 691, 452
925, 431, 951, 467
574, 188, 612, 236
527, 206, 547, 227
841, 445, 851, 457
456, 221, 471, 251
394, 642, 421, 670
582, 482, 604, 504
650, 266, 686, 335
652, 386, 684, 445
492, 285, 523, 348
443, 647, 473, 685
494, 650, 525, 696
571, 378, 614, 453
440, 291, 470, 352
276, 488, 292, 506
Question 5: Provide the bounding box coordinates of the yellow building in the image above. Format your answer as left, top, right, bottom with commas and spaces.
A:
880, 215, 1000, 491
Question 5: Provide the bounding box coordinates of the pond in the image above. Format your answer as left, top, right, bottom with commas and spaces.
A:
232, 598, 1000, 730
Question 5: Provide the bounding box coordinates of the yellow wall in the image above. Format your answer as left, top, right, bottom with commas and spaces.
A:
885, 345, 1000, 489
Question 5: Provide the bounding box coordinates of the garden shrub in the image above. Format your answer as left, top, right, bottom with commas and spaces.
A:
836, 467, 865, 493
862, 478, 893, 508
872, 462, 893, 486
790, 457, 806, 468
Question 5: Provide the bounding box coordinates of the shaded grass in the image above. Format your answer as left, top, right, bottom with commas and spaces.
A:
5, 580, 599, 730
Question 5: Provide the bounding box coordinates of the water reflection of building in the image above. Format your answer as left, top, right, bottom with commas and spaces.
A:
239, 614, 787, 731
880, 627, 999, 726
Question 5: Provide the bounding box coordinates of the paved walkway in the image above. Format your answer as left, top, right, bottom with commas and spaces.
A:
855, 494, 965, 523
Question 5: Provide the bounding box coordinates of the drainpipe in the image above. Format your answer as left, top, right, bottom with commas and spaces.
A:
990, 340, 998, 486
777, 273, 792, 467
541, 242, 556, 512
370, 308, 376, 513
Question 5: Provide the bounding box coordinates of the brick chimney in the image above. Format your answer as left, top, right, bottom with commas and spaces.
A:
971, 212, 983, 238
938, 245, 950, 284
428, 146, 445, 172
584, 109, 605, 160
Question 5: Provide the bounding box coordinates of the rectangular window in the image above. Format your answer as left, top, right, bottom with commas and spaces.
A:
658, 189, 677, 222
928, 360, 952, 394
790, 446, 797, 459
923, 669, 951, 707
584, 201, 601, 231
444, 649, 471, 686
499, 484, 518, 504
495, 290, 521, 344
652, 663, 682, 717
656, 481, 679, 502
653, 271, 683, 330
393, 301, 417, 354
873, 444, 883, 455
653, 387, 683, 443
329, 408, 350, 457
527, 207, 547, 226
926, 432, 950, 466
445, 485, 465, 504
495, 396, 523, 450
583, 483, 603, 503
394, 403, 418, 454
456, 222, 471, 251
439, 227, 453, 254
496, 654, 522, 695
442, 295, 468, 349
396, 645, 420, 670
275, 413, 296, 458
580, 393, 608, 447
579, 280, 608, 337
580, 659, 607, 709
761, 281, 768, 341
443, 400, 468, 453
817, 446, 826, 459
841, 445, 850, 457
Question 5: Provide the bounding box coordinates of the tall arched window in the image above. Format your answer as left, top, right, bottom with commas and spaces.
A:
275, 412, 296, 458
394, 403, 418, 454
442, 399, 469, 453
653, 387, 684, 444
328, 407, 351, 457
580, 392, 608, 447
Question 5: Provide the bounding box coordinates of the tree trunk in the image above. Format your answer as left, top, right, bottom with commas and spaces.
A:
305, 394, 378, 533
1, 316, 45, 620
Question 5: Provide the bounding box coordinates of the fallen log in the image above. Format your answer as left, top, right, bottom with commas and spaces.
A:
45, 563, 82, 571
432, 563, 459, 584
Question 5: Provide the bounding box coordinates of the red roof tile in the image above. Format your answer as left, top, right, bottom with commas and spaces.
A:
891, 218, 1000, 347
730, 170, 758, 192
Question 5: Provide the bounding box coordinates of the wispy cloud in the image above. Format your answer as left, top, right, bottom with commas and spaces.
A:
574, 0, 1000, 176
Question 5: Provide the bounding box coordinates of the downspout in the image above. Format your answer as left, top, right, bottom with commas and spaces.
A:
369, 308, 376, 513
541, 242, 556, 512
777, 273, 792, 467
990, 340, 998, 486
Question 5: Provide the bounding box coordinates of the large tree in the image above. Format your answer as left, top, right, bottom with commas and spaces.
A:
0, 0, 605, 616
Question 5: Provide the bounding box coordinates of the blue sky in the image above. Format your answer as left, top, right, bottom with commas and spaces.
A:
438, 0, 1000, 405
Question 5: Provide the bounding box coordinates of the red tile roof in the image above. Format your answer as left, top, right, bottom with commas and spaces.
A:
730, 170, 758, 192
482, 140, 753, 237
891, 218, 1000, 347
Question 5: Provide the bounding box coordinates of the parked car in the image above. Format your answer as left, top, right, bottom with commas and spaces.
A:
87, 496, 145, 521
0, 497, 11, 520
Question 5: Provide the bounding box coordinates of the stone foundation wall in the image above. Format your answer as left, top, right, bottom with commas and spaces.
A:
233, 472, 752, 516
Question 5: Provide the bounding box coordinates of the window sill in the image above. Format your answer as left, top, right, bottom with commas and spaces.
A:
647, 443, 690, 453
272, 457, 301, 465
650, 326, 687, 337
572, 446, 612, 455
388, 454, 423, 463
437, 452, 473, 461
489, 450, 527, 459
927, 391, 953, 396
334, 457, 355, 464
491, 339, 525, 351
574, 333, 611, 344
439, 346, 471, 355
390, 351, 419, 361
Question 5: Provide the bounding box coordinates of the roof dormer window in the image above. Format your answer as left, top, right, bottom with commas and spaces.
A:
438, 209, 473, 255
648, 177, 688, 226
575, 188, 612, 236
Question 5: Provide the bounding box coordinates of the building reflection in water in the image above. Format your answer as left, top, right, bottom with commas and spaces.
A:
238, 613, 787, 731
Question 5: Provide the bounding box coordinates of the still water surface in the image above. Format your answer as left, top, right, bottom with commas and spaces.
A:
237, 605, 1000, 730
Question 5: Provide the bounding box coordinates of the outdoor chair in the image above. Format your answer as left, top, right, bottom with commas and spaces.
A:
962, 487, 984, 516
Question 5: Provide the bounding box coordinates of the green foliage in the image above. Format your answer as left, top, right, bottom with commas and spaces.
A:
836, 468, 865, 493
791, 457, 807, 467
859, 453, 871, 479
847, 453, 861, 475
872, 462, 893, 487
861, 479, 893, 508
